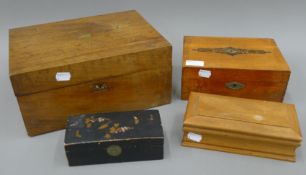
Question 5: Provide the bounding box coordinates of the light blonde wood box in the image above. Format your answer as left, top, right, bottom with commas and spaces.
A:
182, 92, 302, 162
181, 36, 290, 102
9, 10, 172, 136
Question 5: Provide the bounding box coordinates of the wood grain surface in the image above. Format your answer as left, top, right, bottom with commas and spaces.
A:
10, 10, 171, 95
182, 92, 302, 161
18, 68, 171, 136
9, 10, 172, 136
181, 36, 290, 101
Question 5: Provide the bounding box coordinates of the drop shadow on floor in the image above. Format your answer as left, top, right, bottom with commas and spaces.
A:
53, 130, 68, 167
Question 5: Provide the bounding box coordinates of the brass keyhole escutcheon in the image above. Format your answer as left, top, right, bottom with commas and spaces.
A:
93, 83, 108, 91
106, 145, 122, 157
225, 81, 245, 90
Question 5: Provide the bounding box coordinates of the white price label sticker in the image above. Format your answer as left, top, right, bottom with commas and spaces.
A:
198, 69, 211, 78
55, 72, 71, 81
185, 60, 204, 67
187, 132, 202, 142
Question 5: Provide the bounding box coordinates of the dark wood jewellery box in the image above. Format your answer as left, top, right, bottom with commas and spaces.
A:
9, 10, 172, 136
182, 92, 302, 162
181, 36, 290, 101
64, 110, 164, 166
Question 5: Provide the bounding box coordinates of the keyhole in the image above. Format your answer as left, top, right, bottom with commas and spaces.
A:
225, 81, 245, 90
93, 83, 108, 91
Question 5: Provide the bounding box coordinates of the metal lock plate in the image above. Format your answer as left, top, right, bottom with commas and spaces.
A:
92, 83, 108, 91
225, 81, 245, 90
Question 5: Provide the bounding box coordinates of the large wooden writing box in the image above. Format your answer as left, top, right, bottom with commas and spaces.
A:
9, 10, 172, 136
181, 36, 290, 101
182, 92, 302, 161
65, 110, 164, 166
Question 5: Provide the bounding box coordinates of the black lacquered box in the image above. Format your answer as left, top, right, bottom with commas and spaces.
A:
64, 110, 164, 166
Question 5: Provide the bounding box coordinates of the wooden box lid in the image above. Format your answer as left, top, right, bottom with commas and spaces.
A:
183, 36, 290, 71
9, 10, 171, 96
184, 92, 302, 143
183, 92, 302, 161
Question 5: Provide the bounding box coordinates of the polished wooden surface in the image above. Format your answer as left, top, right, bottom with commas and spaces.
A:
182, 92, 302, 161
183, 36, 289, 70
181, 36, 290, 101
18, 69, 171, 136
181, 68, 290, 101
9, 10, 172, 136
10, 10, 171, 95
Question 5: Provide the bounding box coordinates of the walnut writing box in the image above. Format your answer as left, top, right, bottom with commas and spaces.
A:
9, 10, 172, 136
182, 92, 302, 162
181, 36, 290, 101
65, 110, 163, 166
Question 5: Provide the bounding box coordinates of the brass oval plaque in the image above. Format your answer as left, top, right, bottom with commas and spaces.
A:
106, 145, 122, 157
225, 81, 245, 90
